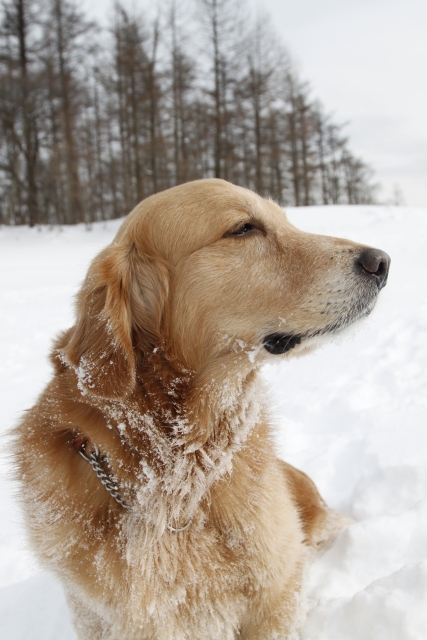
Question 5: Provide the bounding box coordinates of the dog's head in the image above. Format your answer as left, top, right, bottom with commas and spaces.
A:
61, 179, 390, 400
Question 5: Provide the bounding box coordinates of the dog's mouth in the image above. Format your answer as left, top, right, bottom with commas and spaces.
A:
262, 300, 377, 355
263, 333, 303, 355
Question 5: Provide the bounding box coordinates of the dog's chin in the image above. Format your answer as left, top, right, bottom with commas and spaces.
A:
263, 300, 377, 357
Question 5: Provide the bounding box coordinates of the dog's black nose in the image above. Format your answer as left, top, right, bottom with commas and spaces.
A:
357, 248, 390, 289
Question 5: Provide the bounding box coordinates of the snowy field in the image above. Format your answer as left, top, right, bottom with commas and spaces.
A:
0, 205, 426, 639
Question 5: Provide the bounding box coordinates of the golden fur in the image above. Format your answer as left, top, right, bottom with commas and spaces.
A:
13, 179, 387, 639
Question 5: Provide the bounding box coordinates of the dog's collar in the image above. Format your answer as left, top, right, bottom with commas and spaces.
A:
71, 432, 193, 532
72, 433, 132, 511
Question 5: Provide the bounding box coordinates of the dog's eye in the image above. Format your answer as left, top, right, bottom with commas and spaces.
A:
231, 223, 255, 236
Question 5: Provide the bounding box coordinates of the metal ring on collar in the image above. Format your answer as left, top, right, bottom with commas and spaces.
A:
78, 442, 99, 462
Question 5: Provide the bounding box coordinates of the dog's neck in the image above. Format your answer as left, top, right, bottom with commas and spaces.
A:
88, 352, 265, 532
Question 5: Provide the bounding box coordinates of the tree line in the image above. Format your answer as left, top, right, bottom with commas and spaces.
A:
0, 0, 377, 226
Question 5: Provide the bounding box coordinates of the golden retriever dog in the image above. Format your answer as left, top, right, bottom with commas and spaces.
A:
13, 179, 390, 639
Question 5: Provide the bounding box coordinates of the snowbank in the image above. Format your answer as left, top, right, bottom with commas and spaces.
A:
1, 206, 426, 638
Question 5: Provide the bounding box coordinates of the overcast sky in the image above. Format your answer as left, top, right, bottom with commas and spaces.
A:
260, 0, 427, 206
86, 0, 427, 206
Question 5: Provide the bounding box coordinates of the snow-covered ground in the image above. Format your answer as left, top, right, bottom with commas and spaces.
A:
0, 206, 426, 639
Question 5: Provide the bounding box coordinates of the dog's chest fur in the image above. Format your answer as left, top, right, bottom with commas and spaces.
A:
17, 366, 305, 639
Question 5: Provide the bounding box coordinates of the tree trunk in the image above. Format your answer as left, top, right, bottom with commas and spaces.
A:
54, 0, 82, 223
17, 0, 39, 225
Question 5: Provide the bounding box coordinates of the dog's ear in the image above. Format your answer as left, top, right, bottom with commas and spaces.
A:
61, 242, 169, 399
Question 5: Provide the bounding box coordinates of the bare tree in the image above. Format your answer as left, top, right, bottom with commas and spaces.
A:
245, 17, 274, 193
45, 0, 95, 223
111, 5, 157, 203
167, 1, 196, 184
197, 0, 246, 179
0, 0, 41, 224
